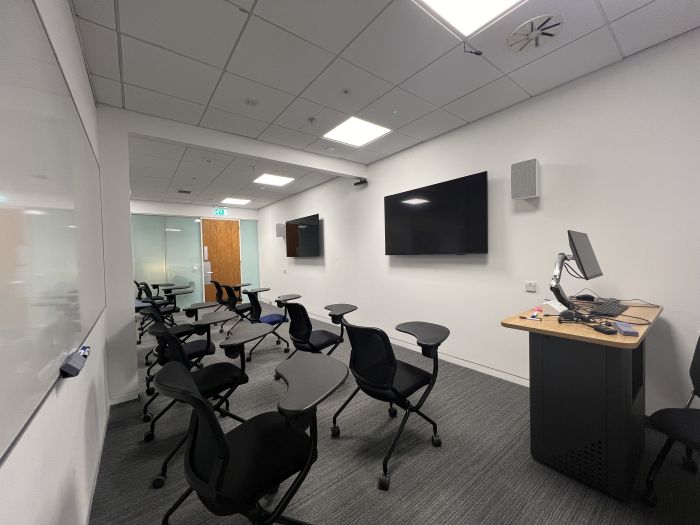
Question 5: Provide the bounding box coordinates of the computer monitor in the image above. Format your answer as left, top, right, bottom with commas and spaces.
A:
568, 230, 603, 280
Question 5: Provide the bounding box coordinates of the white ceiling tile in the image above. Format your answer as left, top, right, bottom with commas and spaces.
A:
357, 87, 436, 129
253, 0, 391, 53
398, 109, 466, 141
342, 0, 457, 84
340, 148, 385, 164
468, 0, 606, 73
77, 19, 120, 80
128, 137, 186, 161
174, 160, 228, 181
509, 27, 621, 95
129, 153, 180, 179
121, 36, 220, 104
258, 126, 317, 149
181, 147, 235, 166
131, 194, 165, 202
304, 138, 358, 158
227, 16, 333, 95
91, 74, 121, 106
273, 98, 347, 136
73, 0, 116, 29
401, 46, 502, 106
130, 178, 171, 190
210, 73, 295, 121
124, 84, 205, 124
289, 172, 337, 191
611, 0, 700, 56
200, 108, 269, 138
598, 0, 654, 21
118, 0, 246, 67
444, 77, 529, 123
230, 0, 254, 10
364, 132, 420, 156
301, 59, 393, 114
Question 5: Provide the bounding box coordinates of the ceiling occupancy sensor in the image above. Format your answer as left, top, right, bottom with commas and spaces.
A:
412, 0, 524, 38
323, 117, 391, 147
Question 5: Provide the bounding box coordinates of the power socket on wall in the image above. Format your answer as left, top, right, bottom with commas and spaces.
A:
525, 281, 537, 293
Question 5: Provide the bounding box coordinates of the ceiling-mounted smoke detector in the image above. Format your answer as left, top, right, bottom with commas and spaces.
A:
507, 15, 563, 53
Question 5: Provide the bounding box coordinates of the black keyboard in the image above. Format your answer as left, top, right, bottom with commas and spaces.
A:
590, 301, 628, 317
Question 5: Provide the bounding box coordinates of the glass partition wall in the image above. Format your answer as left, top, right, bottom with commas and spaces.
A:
131, 214, 204, 308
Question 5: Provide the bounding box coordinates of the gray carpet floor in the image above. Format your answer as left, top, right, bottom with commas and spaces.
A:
90, 308, 700, 524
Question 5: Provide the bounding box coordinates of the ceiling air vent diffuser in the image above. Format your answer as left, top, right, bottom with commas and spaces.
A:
507, 15, 563, 53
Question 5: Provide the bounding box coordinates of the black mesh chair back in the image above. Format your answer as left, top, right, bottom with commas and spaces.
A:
345, 322, 397, 391
211, 280, 226, 306
142, 305, 165, 324
149, 323, 191, 367
154, 362, 230, 500
223, 285, 240, 309
286, 302, 313, 344
244, 291, 262, 322
690, 336, 700, 396
135, 281, 143, 299
140, 282, 155, 298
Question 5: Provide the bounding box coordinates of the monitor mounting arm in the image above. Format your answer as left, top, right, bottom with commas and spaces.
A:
550, 253, 575, 309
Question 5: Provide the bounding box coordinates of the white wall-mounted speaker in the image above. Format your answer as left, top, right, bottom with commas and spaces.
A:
275, 223, 285, 238
511, 158, 539, 199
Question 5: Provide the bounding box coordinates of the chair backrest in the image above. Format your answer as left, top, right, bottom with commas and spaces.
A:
222, 285, 239, 309
345, 322, 397, 391
142, 305, 164, 323
210, 280, 226, 306
244, 291, 262, 321
285, 302, 312, 344
149, 323, 191, 366
134, 281, 143, 299
154, 362, 230, 499
690, 335, 700, 396
139, 281, 155, 298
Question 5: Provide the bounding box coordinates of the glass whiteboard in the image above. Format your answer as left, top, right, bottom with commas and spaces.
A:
0, 0, 106, 460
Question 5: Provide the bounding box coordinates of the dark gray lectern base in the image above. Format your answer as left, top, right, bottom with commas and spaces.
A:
529, 333, 645, 500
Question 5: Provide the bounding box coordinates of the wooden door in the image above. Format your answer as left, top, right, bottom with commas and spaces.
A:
202, 219, 241, 301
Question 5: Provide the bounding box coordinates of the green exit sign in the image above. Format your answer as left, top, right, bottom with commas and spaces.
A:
213, 208, 227, 216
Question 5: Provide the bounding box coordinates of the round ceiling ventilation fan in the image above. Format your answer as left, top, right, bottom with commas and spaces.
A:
507, 14, 563, 53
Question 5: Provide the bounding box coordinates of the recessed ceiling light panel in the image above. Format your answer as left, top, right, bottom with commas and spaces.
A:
253, 174, 294, 186
221, 197, 251, 205
413, 0, 524, 38
323, 117, 391, 147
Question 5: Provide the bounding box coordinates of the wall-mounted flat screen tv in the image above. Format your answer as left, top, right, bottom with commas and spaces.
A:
286, 214, 321, 257
384, 172, 488, 255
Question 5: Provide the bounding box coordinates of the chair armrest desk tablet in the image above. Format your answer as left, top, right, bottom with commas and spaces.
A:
220, 323, 275, 359
324, 303, 358, 325
501, 304, 663, 500
194, 310, 239, 347
183, 301, 218, 321
151, 282, 175, 295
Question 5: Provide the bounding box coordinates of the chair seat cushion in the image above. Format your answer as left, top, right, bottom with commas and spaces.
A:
259, 313, 287, 325
215, 412, 313, 509
235, 304, 251, 314
183, 339, 216, 358
392, 360, 432, 398
192, 362, 247, 397
295, 330, 340, 352
650, 408, 700, 449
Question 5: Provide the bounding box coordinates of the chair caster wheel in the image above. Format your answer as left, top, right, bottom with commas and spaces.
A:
682, 456, 698, 473
378, 474, 390, 491
276, 339, 281, 345
142, 413, 152, 423
331, 425, 340, 438
388, 406, 397, 418
432, 434, 442, 447
146, 387, 155, 396
152, 475, 166, 489
284, 347, 290, 353
642, 490, 657, 507
143, 431, 155, 443
274, 373, 281, 381
246, 356, 252, 362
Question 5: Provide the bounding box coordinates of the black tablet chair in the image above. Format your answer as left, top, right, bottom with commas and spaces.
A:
155, 351, 347, 524
135, 282, 178, 344
643, 335, 700, 506
283, 301, 343, 357
210, 280, 236, 331
243, 288, 290, 362
146, 325, 248, 489
223, 284, 252, 333
328, 306, 449, 491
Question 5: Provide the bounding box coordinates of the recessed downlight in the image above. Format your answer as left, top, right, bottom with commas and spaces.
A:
323, 117, 391, 147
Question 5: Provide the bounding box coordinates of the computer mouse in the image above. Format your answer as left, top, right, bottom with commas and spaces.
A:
576, 294, 595, 301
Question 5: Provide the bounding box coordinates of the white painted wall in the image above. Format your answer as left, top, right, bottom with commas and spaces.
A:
0, 2, 109, 524
259, 29, 700, 413
130, 199, 259, 220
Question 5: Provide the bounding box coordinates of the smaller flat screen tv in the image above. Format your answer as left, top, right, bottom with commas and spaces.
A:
286, 214, 321, 257
384, 172, 488, 255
